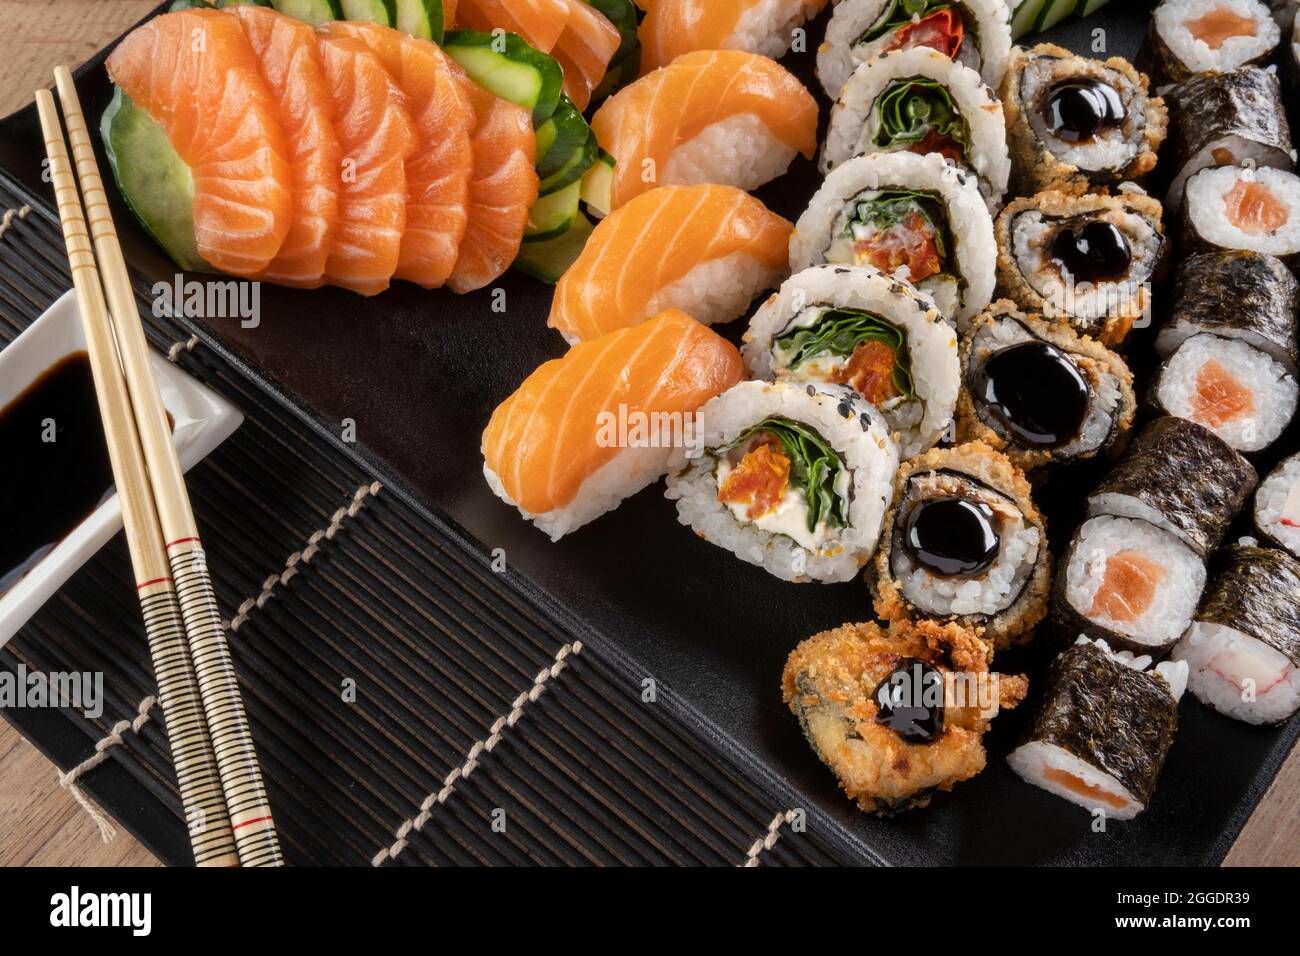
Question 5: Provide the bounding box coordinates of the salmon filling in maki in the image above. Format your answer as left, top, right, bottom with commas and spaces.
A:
1183, 165, 1300, 259
1146, 0, 1280, 81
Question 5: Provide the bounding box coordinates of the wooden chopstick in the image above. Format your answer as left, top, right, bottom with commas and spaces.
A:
36, 88, 241, 868
50, 67, 284, 868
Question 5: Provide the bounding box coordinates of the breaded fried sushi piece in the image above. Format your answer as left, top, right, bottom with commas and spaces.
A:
782, 618, 1028, 815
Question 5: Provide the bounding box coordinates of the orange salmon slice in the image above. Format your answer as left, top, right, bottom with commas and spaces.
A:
1043, 766, 1130, 812
328, 22, 473, 289
1088, 550, 1166, 624
1185, 7, 1259, 50
315, 33, 416, 296
105, 8, 293, 276
228, 5, 340, 287
1193, 358, 1255, 426
455, 0, 570, 52
1223, 179, 1288, 235
445, 60, 539, 294
638, 0, 827, 74
552, 0, 621, 111
482, 310, 743, 518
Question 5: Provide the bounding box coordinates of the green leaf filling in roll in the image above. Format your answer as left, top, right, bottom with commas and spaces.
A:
723, 418, 849, 533
845, 190, 952, 263
861, 0, 953, 45
775, 309, 916, 399
873, 79, 968, 156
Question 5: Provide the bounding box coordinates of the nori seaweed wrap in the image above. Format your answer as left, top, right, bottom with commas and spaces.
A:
1156, 251, 1300, 374
1007, 638, 1184, 819
1166, 67, 1295, 210
1172, 544, 1300, 724
1088, 417, 1258, 557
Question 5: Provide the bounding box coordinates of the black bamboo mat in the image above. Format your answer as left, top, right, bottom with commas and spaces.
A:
0, 170, 858, 867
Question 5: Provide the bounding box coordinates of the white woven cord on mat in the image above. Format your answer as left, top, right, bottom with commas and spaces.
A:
740, 809, 799, 867
371, 640, 585, 867
53, 480, 381, 842
0, 204, 31, 240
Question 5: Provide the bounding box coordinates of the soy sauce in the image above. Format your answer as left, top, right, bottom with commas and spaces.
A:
1044, 79, 1126, 143
0, 352, 113, 595
1049, 220, 1132, 283
873, 658, 945, 744
903, 496, 999, 577
974, 341, 1091, 448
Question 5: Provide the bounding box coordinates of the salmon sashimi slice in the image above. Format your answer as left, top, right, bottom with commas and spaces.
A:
1193, 358, 1255, 427
315, 34, 416, 296
591, 50, 818, 210
637, 0, 828, 74
106, 9, 293, 276
445, 60, 539, 294
454, 0, 570, 52
552, 0, 621, 111
549, 184, 792, 343
1088, 550, 1167, 624
1223, 179, 1288, 234
444, 0, 460, 27
482, 310, 743, 532
227, 5, 340, 287
1186, 6, 1259, 50
328, 22, 473, 288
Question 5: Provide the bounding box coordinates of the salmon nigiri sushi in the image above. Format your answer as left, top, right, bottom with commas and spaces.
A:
548, 184, 792, 344
638, 0, 830, 74
590, 50, 818, 213
483, 310, 744, 540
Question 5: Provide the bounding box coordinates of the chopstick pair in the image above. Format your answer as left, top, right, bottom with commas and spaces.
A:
36, 67, 282, 867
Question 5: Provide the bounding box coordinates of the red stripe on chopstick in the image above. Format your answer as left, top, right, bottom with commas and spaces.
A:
232, 815, 275, 831
136, 576, 172, 590
166, 536, 203, 549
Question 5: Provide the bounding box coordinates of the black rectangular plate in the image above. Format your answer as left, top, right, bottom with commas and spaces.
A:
1, 0, 1296, 865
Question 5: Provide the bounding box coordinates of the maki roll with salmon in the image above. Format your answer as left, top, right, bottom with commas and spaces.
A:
821, 47, 1010, 208
1254, 453, 1300, 558
956, 302, 1137, 472
1087, 417, 1258, 558
791, 152, 996, 326
1180, 165, 1300, 265
1165, 67, 1294, 211
994, 190, 1166, 345
782, 618, 1028, 815
1000, 44, 1167, 196
1053, 515, 1207, 655
742, 265, 960, 459
1172, 543, 1300, 724
1140, 0, 1281, 86
870, 442, 1050, 649
1008, 637, 1186, 821
482, 311, 743, 540
665, 381, 899, 583
817, 0, 1013, 99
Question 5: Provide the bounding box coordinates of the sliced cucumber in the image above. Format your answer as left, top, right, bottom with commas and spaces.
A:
536, 96, 589, 181
101, 88, 208, 273
515, 210, 594, 284
216, 0, 271, 7
1034, 0, 1075, 32
395, 0, 443, 42
270, 0, 344, 25
340, 0, 395, 24
1079, 0, 1113, 13
1009, 0, 1047, 37
585, 0, 641, 101
580, 150, 614, 219
444, 29, 564, 127
525, 180, 582, 242
539, 127, 597, 197
169, 0, 215, 9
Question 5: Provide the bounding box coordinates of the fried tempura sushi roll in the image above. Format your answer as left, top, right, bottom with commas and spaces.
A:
870, 442, 1051, 649
1180, 164, 1300, 266
664, 381, 899, 584
1172, 543, 1300, 724
1000, 44, 1167, 196
1140, 0, 1281, 86
956, 302, 1136, 472
782, 618, 1028, 815
1008, 637, 1186, 821
821, 47, 1010, 208
791, 152, 996, 326
1088, 418, 1258, 558
1254, 452, 1300, 559
994, 190, 1166, 345
1165, 67, 1294, 212
742, 265, 960, 459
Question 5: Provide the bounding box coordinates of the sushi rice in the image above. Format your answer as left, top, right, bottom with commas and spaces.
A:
742, 265, 960, 458
1146, 0, 1281, 81
1255, 453, 1300, 558
665, 381, 900, 583
791, 151, 996, 326
821, 46, 1010, 207
1182, 164, 1300, 260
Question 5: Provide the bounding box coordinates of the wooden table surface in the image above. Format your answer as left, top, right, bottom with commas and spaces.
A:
0, 0, 1295, 868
